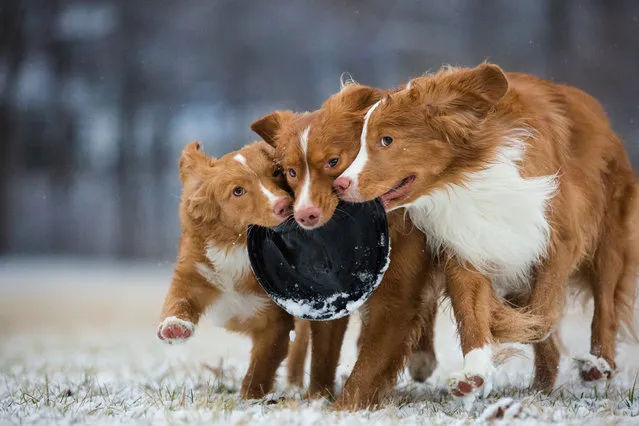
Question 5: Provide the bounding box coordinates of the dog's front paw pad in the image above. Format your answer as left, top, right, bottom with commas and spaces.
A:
449, 374, 484, 397
157, 316, 194, 344
573, 355, 612, 383
448, 373, 487, 409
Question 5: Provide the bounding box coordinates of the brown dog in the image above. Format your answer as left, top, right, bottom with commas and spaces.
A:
253, 82, 552, 408
334, 64, 639, 404
252, 107, 438, 411
159, 140, 315, 398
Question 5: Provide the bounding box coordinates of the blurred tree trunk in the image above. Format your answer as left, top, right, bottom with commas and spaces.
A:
45, 0, 77, 254
151, 107, 171, 259
0, 2, 25, 253
116, 0, 141, 258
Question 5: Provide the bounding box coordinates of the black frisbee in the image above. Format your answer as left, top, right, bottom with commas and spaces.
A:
247, 199, 390, 320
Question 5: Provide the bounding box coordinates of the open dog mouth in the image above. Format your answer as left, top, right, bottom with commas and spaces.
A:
380, 175, 416, 207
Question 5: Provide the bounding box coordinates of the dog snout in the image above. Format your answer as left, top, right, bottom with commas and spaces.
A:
332, 177, 352, 195
295, 206, 322, 228
273, 198, 293, 220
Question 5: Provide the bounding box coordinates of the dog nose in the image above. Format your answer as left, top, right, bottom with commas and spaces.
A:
295, 206, 321, 228
332, 177, 352, 194
273, 198, 292, 219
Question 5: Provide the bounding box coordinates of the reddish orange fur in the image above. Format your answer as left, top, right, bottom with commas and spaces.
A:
159, 141, 319, 398
251, 90, 439, 410
252, 83, 558, 405
286, 319, 311, 388
334, 64, 639, 390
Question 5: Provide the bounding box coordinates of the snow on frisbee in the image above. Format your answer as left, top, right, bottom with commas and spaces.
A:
248, 199, 390, 320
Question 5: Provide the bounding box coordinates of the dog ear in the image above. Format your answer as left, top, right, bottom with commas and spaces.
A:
468, 63, 508, 104
179, 142, 219, 223
419, 64, 508, 119
250, 111, 297, 147
178, 141, 212, 187
451, 63, 508, 116
337, 85, 383, 113
184, 183, 219, 224
414, 64, 508, 144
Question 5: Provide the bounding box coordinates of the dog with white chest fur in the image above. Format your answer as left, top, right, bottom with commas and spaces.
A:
333, 63, 639, 406
158, 140, 318, 399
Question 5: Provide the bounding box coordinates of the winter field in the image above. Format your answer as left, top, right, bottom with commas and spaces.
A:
1, 258, 639, 425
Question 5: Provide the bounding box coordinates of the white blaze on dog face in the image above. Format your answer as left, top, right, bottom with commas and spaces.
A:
275, 112, 368, 229
187, 141, 292, 230
337, 99, 382, 198
294, 126, 313, 211
259, 182, 279, 208
337, 65, 558, 280
257, 88, 384, 229
333, 92, 431, 209
251, 111, 326, 227
235, 147, 290, 210
260, 113, 337, 229
334, 65, 517, 212
233, 154, 248, 168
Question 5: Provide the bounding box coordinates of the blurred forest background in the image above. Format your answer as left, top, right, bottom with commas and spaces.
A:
1, 0, 638, 260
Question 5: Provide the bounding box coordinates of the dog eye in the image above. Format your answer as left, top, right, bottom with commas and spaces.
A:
288, 168, 297, 178
273, 168, 282, 177
327, 158, 339, 168
380, 136, 393, 147
232, 187, 246, 197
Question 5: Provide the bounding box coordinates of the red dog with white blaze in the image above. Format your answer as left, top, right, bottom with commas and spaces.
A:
334, 63, 639, 403
251, 81, 550, 409
251, 106, 440, 410
159, 141, 318, 398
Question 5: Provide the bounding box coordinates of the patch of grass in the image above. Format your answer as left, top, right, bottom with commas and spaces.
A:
2, 319, 639, 425
3, 366, 639, 425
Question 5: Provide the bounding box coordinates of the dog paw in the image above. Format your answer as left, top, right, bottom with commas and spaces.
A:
157, 316, 194, 344
448, 373, 488, 409
573, 354, 612, 383
448, 367, 495, 410
478, 398, 524, 422
409, 350, 437, 382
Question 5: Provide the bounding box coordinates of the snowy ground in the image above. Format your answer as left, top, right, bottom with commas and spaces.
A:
1, 257, 639, 425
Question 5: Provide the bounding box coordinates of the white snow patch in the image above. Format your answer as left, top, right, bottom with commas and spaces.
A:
2, 260, 639, 425
355, 271, 374, 283
337, 99, 383, 196
273, 292, 350, 320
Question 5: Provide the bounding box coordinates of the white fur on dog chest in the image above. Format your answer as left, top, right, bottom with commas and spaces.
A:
196, 244, 269, 325
406, 140, 558, 283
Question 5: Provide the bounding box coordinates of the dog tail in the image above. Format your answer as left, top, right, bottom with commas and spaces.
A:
489, 295, 551, 344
